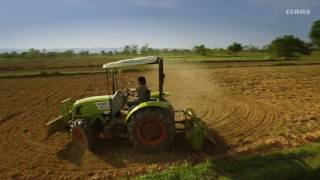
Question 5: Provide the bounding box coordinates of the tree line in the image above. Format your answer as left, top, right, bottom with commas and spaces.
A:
1, 19, 319, 59
0, 44, 264, 59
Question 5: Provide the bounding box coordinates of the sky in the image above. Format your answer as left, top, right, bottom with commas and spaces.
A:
0, 0, 320, 49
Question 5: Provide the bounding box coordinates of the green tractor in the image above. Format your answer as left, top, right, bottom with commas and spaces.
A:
47, 56, 218, 151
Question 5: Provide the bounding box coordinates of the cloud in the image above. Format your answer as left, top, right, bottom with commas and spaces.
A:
246, 0, 320, 9
128, 0, 182, 8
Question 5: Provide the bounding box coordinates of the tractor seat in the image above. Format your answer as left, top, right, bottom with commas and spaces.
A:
144, 89, 151, 101
111, 91, 126, 117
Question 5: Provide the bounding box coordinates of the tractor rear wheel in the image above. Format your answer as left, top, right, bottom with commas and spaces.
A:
71, 119, 99, 150
127, 108, 174, 151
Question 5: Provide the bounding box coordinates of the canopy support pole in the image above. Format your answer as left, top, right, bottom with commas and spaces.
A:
106, 70, 110, 95
159, 57, 164, 100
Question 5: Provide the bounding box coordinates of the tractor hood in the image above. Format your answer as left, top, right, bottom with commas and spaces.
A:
72, 95, 111, 118
74, 95, 110, 105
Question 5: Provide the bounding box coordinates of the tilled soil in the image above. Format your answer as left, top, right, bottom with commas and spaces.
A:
0, 63, 320, 179
169, 64, 320, 154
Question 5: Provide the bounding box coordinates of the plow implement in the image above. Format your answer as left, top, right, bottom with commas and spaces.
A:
175, 108, 222, 150
46, 98, 73, 138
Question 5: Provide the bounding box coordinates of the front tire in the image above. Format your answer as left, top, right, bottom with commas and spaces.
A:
127, 108, 175, 151
71, 119, 99, 150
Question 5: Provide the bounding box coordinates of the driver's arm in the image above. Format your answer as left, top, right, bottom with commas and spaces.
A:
127, 87, 138, 96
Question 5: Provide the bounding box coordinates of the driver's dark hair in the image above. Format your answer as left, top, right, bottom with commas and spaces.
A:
138, 76, 146, 85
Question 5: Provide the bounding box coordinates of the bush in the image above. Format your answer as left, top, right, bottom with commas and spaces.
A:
193, 44, 210, 56
39, 70, 48, 76
309, 19, 320, 48
227, 43, 243, 56
269, 35, 311, 58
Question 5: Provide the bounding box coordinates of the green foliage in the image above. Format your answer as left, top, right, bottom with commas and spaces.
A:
0, 44, 278, 60
24, 48, 42, 59
123, 45, 131, 55
0, 51, 18, 58
269, 35, 311, 58
309, 19, 320, 48
193, 44, 209, 56
227, 43, 243, 55
243, 45, 260, 52
140, 44, 155, 55
138, 143, 320, 180
46, 51, 59, 57
137, 160, 219, 180
62, 50, 75, 57
122, 44, 139, 55
216, 143, 320, 180
79, 50, 89, 57
140, 44, 194, 56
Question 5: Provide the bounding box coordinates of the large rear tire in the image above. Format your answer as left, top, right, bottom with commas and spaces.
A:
127, 108, 175, 151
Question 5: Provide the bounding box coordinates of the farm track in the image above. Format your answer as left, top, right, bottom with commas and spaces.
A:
0, 63, 320, 178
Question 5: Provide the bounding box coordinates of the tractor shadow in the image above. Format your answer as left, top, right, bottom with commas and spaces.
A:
57, 141, 86, 166
90, 131, 229, 168
56, 130, 229, 167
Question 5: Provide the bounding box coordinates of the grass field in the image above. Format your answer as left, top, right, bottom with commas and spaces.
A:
139, 143, 320, 180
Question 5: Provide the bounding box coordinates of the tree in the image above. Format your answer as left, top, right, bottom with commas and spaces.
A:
122, 44, 139, 55
227, 43, 243, 55
262, 45, 270, 52
243, 44, 259, 52
107, 51, 113, 55
131, 44, 138, 54
309, 19, 320, 48
62, 50, 75, 57
100, 50, 106, 55
0, 51, 18, 58
79, 50, 89, 56
24, 48, 42, 59
46, 51, 58, 57
140, 44, 149, 55
140, 44, 156, 55
269, 35, 310, 58
123, 45, 131, 55
193, 44, 208, 56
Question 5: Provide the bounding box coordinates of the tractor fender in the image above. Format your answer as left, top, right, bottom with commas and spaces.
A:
125, 101, 173, 124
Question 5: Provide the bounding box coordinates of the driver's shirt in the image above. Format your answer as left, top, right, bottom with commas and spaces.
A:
136, 84, 148, 101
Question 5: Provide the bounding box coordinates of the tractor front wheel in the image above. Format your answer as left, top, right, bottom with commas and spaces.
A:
71, 119, 99, 150
127, 108, 174, 151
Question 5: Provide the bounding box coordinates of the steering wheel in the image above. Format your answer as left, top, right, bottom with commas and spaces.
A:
126, 88, 135, 96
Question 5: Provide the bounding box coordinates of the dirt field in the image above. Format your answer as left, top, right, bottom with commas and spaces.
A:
0, 63, 320, 179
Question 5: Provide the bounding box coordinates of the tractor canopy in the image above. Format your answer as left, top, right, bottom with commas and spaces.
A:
102, 56, 166, 101
102, 56, 159, 69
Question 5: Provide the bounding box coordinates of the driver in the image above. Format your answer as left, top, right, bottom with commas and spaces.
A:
127, 76, 149, 108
